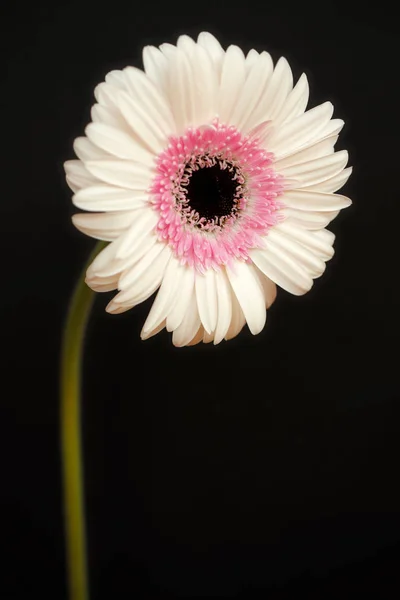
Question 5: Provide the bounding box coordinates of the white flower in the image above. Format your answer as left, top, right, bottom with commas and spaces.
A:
64, 32, 352, 347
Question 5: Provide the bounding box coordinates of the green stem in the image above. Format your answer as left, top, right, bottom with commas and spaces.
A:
60, 241, 106, 600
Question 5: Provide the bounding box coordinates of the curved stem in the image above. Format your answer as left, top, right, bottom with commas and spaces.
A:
60, 241, 106, 600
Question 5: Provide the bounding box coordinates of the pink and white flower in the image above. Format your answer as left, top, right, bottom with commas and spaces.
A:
64, 32, 352, 346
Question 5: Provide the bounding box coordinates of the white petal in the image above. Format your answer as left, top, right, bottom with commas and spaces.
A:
260, 57, 293, 121
93, 83, 132, 131
267, 102, 334, 158
225, 292, 246, 341
72, 185, 149, 212
282, 208, 338, 230
245, 48, 259, 71
123, 66, 176, 134
119, 227, 159, 274
231, 51, 273, 131
72, 210, 137, 241
86, 236, 130, 278
177, 34, 197, 54
203, 330, 214, 344
274, 221, 335, 260
243, 56, 293, 132
141, 320, 167, 341
250, 245, 313, 296
273, 136, 338, 171
84, 159, 152, 190
253, 268, 277, 308
172, 288, 201, 347
267, 227, 326, 277
247, 120, 274, 147
281, 189, 352, 211
91, 103, 127, 130
86, 239, 118, 277
281, 150, 349, 188
117, 237, 164, 290
107, 244, 171, 311
318, 118, 345, 140
103, 304, 132, 315
195, 269, 218, 334
64, 160, 99, 192
272, 73, 309, 126
117, 90, 167, 154
214, 269, 232, 345
165, 47, 195, 133
89, 229, 156, 284
197, 32, 225, 77
218, 45, 246, 124
159, 42, 176, 59
115, 209, 158, 259
87, 273, 119, 293
166, 265, 195, 331
304, 167, 352, 193
141, 255, 183, 335
226, 261, 266, 335
94, 82, 120, 106
85, 123, 155, 164
190, 44, 219, 127
325, 210, 340, 223
94, 283, 118, 293
73, 137, 110, 162
273, 120, 344, 163
104, 70, 128, 90
187, 326, 205, 346
313, 228, 336, 247
142, 46, 169, 94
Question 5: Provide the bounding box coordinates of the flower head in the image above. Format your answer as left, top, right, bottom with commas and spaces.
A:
64, 32, 352, 346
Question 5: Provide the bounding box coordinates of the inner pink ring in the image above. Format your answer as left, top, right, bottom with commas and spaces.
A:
150, 120, 285, 273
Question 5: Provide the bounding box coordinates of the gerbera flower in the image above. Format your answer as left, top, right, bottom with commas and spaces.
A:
64, 32, 352, 347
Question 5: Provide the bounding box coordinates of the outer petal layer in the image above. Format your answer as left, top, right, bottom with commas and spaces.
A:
64, 32, 352, 347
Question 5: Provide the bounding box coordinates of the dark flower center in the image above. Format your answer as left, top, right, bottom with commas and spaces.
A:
186, 164, 240, 221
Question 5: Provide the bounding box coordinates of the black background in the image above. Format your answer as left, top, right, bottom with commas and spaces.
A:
2, 1, 400, 598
